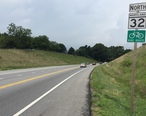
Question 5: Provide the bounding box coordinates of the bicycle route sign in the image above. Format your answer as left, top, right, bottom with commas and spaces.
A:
127, 30, 145, 42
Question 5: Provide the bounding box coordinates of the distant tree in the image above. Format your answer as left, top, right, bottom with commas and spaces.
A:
6, 23, 32, 49
76, 45, 91, 57
49, 41, 67, 53
68, 47, 75, 55
106, 46, 114, 61
91, 43, 107, 62
49, 41, 59, 52
7, 23, 32, 37
123, 49, 132, 54
115, 46, 125, 57
106, 46, 131, 61
86, 46, 92, 57
76, 46, 86, 56
58, 43, 67, 53
0, 34, 16, 48
7, 23, 17, 36
106, 46, 125, 61
32, 35, 50, 50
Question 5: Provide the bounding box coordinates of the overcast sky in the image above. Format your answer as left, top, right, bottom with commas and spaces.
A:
0, 0, 145, 49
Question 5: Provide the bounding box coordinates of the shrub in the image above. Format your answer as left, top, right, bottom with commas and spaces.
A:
120, 59, 132, 67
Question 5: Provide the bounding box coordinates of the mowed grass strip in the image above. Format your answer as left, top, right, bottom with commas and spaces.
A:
90, 66, 130, 116
90, 45, 146, 116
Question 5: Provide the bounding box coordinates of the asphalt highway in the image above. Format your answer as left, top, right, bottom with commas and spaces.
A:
0, 64, 96, 116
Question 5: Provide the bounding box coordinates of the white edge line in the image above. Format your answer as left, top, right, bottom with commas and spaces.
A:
13, 68, 85, 116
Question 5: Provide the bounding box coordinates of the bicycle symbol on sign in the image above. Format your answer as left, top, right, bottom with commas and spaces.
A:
129, 31, 144, 40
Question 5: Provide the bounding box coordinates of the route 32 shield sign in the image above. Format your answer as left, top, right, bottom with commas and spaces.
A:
128, 17, 146, 29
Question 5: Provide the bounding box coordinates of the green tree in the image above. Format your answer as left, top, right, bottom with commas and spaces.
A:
49, 41, 59, 52
7, 23, 32, 37
106, 46, 125, 61
58, 43, 67, 53
7, 23, 17, 36
32, 35, 50, 50
91, 43, 107, 62
0, 33, 16, 48
123, 49, 131, 54
68, 47, 75, 55
76, 45, 91, 57
49, 41, 67, 53
7, 23, 32, 49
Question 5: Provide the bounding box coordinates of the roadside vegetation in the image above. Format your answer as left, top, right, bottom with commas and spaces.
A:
0, 49, 96, 70
90, 45, 146, 116
0, 23, 131, 63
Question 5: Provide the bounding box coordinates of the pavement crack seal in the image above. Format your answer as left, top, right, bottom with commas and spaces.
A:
0, 67, 78, 89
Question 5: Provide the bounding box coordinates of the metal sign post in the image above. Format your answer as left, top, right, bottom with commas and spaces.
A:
130, 42, 137, 112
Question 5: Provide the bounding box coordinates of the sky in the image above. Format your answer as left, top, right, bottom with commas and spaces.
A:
0, 0, 145, 50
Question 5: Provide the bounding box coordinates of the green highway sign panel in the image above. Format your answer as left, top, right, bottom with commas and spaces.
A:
127, 30, 145, 42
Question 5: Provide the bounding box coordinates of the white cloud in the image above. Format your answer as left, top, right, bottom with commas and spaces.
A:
1, 0, 35, 5
11, 8, 33, 17
0, 0, 145, 49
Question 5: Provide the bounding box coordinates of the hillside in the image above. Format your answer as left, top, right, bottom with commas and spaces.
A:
0, 49, 96, 70
90, 45, 146, 116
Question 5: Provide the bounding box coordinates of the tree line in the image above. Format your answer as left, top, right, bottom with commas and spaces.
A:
0, 23, 131, 62
0, 23, 66, 53
69, 44, 131, 62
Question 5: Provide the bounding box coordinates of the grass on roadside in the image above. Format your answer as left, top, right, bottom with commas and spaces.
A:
90, 65, 146, 116
0, 49, 96, 70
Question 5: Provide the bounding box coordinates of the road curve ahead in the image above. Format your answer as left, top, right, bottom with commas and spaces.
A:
0, 65, 96, 116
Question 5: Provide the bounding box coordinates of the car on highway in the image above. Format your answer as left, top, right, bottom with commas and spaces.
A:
80, 63, 87, 68
92, 62, 96, 65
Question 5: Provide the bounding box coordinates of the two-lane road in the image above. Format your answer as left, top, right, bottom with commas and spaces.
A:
0, 64, 96, 116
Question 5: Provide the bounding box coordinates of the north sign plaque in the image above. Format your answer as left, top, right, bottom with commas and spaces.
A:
129, 2, 146, 12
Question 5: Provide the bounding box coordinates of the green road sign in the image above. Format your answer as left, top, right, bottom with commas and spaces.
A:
127, 30, 145, 42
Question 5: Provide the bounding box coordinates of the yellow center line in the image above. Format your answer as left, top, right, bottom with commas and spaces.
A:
0, 66, 79, 89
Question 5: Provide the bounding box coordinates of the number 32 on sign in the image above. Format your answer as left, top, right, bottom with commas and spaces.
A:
128, 17, 146, 29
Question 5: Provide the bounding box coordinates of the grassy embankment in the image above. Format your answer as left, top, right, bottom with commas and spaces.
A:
0, 49, 96, 70
90, 45, 146, 116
